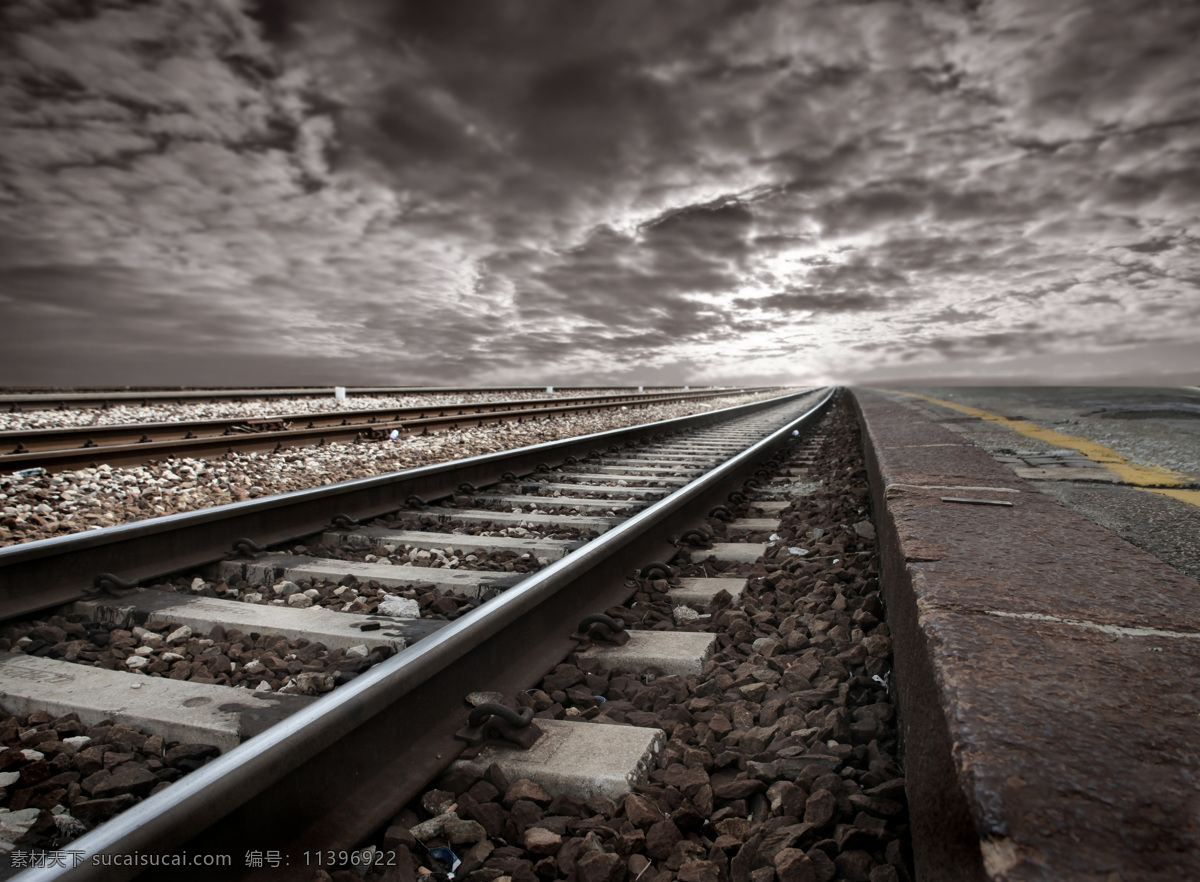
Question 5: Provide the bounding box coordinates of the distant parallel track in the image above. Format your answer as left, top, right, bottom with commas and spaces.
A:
0, 388, 775, 473
0, 386, 745, 414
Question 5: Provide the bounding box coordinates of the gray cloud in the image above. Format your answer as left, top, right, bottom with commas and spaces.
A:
1, 0, 1198, 386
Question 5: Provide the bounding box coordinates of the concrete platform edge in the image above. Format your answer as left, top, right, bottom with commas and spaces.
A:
849, 387, 1200, 882
851, 391, 987, 882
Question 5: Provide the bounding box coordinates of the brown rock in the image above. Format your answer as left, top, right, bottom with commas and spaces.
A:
806, 848, 837, 882
575, 851, 625, 882
29, 787, 68, 810
759, 824, 815, 863
617, 827, 646, 856
522, 827, 563, 855
80, 769, 112, 796
464, 780, 501, 805
547, 792, 586, 817
804, 790, 837, 828
504, 778, 552, 806
18, 759, 55, 786
443, 818, 487, 845
585, 793, 617, 817
672, 800, 708, 832
458, 840, 494, 876
777, 782, 807, 819
862, 634, 891, 659
509, 798, 544, 833
869, 866, 900, 882
67, 794, 139, 823
774, 848, 816, 882
665, 839, 707, 870
713, 779, 766, 800
663, 764, 710, 798
19, 729, 59, 748
678, 860, 722, 882
105, 725, 147, 753
92, 763, 159, 798
72, 745, 108, 777
848, 793, 904, 818
628, 854, 652, 879
646, 819, 683, 861
624, 793, 663, 828
714, 818, 754, 841
466, 801, 507, 838
164, 743, 220, 769
834, 850, 872, 882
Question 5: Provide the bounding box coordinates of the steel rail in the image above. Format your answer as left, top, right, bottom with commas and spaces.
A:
0, 386, 744, 413
0, 389, 767, 470
13, 387, 835, 882
0, 389, 810, 621
0, 389, 760, 451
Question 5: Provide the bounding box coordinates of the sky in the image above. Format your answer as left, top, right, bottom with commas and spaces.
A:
1, 0, 1198, 388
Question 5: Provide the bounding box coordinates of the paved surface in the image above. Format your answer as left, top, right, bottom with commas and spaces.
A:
870, 387, 1200, 580
852, 389, 1200, 882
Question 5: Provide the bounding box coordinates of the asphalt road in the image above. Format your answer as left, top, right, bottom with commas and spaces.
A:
866, 386, 1200, 581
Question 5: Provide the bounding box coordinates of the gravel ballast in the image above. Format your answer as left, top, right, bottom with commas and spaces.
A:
0, 392, 777, 547
0, 390, 695, 431
343, 401, 911, 882
0, 709, 221, 854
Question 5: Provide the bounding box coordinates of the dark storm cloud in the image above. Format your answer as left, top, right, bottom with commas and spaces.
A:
2, 0, 1199, 385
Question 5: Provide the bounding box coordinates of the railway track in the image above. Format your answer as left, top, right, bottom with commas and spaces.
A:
0, 387, 908, 881
0, 389, 770, 474
0, 387, 734, 415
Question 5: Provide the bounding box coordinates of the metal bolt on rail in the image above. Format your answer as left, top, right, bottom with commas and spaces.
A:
454, 704, 542, 751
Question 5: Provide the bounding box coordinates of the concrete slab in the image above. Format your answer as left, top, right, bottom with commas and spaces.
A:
615, 454, 713, 463
501, 482, 672, 498
73, 589, 448, 652
702, 542, 768, 564
451, 718, 664, 801
396, 509, 622, 533
217, 554, 521, 598
673, 577, 746, 606
654, 445, 741, 451
574, 630, 717, 677
727, 518, 779, 533
475, 494, 643, 512
323, 527, 583, 560
748, 500, 789, 514
556, 473, 690, 485
0, 651, 312, 751
853, 388, 1200, 882
593, 465, 704, 475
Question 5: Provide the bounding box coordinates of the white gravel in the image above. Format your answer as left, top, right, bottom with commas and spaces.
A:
0, 391, 789, 547
0, 388, 701, 431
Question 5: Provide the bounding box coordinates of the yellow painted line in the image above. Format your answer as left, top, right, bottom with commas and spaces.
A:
876, 389, 1200, 510
1149, 488, 1200, 507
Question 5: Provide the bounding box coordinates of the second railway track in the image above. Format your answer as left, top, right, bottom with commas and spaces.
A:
0, 387, 912, 881
0, 389, 773, 474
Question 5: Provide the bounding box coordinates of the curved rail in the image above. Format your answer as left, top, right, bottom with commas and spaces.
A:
12, 387, 835, 881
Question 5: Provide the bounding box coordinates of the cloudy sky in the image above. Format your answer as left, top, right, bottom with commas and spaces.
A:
1, 0, 1198, 387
